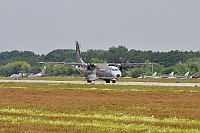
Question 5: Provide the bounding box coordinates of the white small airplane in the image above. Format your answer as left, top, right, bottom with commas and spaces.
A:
28, 66, 46, 78
142, 72, 158, 78
10, 73, 33, 78
10, 73, 23, 78
10, 66, 46, 79
160, 72, 175, 78
176, 71, 190, 78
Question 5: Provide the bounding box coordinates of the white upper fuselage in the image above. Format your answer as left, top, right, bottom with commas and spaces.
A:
110, 66, 121, 80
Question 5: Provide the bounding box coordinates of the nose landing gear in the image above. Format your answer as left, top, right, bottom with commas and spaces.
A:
112, 80, 116, 83
104, 79, 116, 83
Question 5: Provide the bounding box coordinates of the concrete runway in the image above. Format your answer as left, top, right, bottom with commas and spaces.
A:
0, 79, 200, 87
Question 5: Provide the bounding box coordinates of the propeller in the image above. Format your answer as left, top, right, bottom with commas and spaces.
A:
118, 65, 128, 71
108, 63, 128, 71
86, 63, 96, 70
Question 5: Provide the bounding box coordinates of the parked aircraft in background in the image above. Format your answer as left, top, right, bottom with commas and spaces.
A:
160, 72, 175, 78
144, 72, 157, 78
191, 73, 200, 78
176, 71, 190, 78
27, 66, 46, 78
10, 73, 32, 78
10, 73, 23, 78
40, 41, 156, 83
138, 72, 158, 78
10, 66, 46, 79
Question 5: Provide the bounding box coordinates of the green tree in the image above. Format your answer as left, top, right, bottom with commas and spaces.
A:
1, 61, 31, 77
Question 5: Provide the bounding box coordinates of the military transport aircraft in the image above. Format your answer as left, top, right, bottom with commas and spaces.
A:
40, 41, 156, 83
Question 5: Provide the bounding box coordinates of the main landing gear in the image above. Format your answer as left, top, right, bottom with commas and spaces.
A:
105, 80, 116, 83
87, 80, 92, 83
86, 79, 116, 84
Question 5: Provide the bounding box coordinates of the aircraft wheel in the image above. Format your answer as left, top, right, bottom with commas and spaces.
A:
105, 80, 110, 83
112, 80, 116, 83
87, 80, 92, 83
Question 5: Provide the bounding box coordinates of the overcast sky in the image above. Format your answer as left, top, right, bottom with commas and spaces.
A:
0, 0, 200, 54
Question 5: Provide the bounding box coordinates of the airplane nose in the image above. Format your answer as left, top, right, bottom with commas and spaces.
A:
116, 74, 120, 78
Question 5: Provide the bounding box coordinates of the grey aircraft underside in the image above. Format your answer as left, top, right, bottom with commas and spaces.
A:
40, 41, 156, 83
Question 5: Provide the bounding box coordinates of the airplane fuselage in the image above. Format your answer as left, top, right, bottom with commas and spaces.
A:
75, 64, 121, 83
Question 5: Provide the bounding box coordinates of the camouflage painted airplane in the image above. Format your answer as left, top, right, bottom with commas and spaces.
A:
40, 41, 156, 83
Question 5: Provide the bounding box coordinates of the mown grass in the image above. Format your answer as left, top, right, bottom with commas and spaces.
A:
0, 108, 199, 133
0, 82, 200, 132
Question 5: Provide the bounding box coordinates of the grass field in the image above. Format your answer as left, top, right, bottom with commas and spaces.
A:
0, 82, 200, 132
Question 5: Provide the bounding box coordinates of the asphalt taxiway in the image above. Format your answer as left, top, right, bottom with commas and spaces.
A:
0, 80, 199, 87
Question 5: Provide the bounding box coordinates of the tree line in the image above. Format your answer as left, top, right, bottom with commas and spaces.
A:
0, 46, 200, 77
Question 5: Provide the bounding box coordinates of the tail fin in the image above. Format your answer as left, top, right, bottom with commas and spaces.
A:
184, 71, 189, 76
152, 72, 157, 77
76, 41, 86, 64
35, 66, 46, 77
169, 71, 174, 76
40, 66, 46, 75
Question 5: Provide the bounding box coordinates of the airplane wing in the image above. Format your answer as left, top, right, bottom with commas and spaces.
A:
39, 62, 87, 67
39, 62, 156, 71
124, 63, 156, 66
108, 62, 156, 66
108, 62, 157, 70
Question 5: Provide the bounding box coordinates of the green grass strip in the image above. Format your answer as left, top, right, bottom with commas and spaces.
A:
0, 108, 199, 126
0, 108, 200, 132
0, 115, 199, 133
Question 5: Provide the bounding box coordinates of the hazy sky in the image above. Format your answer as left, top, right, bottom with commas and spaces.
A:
0, 0, 200, 54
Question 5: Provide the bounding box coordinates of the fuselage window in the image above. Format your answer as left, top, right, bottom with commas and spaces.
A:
100, 69, 105, 72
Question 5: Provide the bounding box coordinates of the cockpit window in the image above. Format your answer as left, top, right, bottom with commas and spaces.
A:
112, 68, 119, 71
